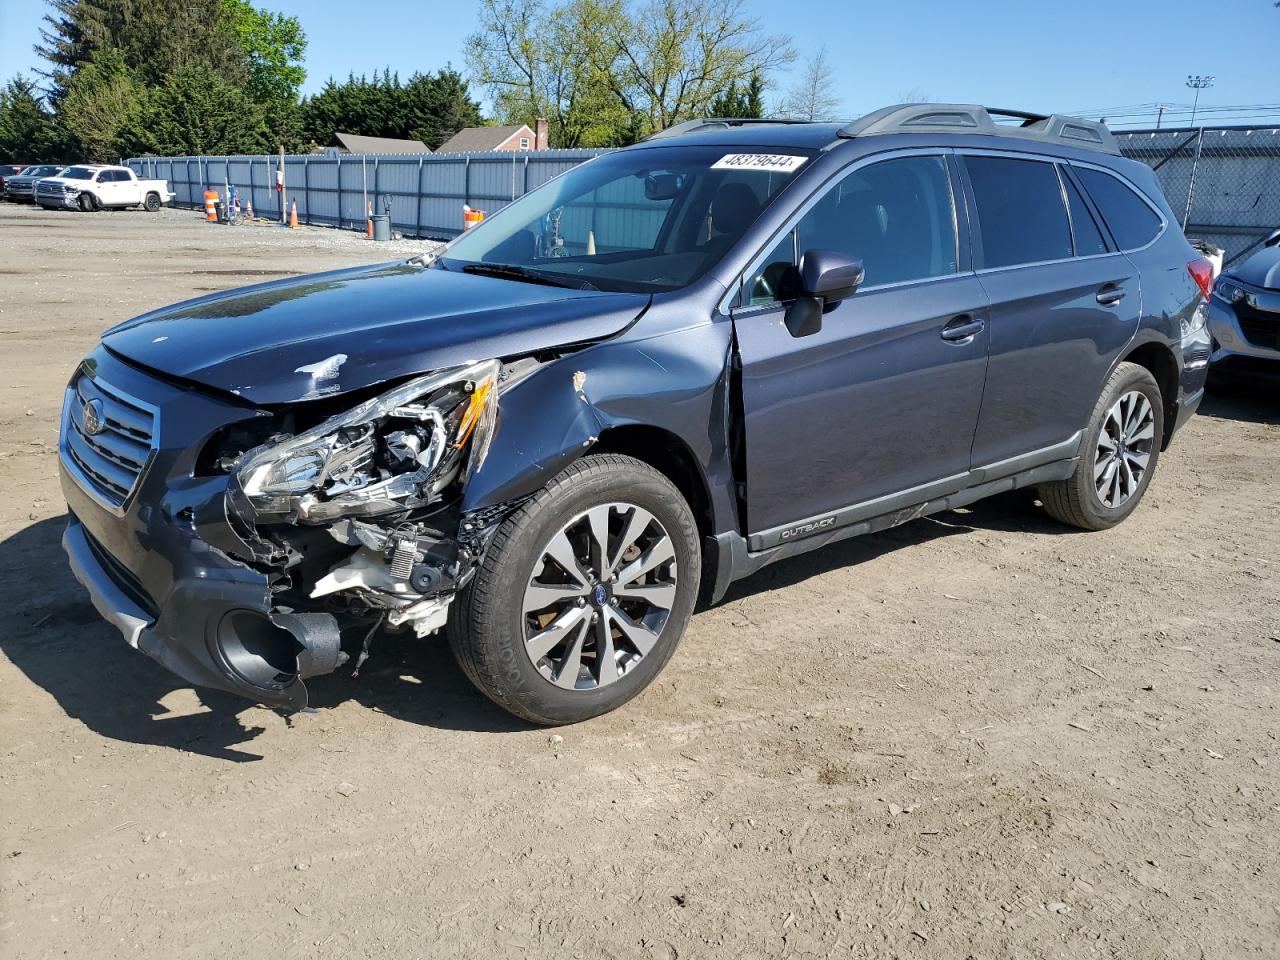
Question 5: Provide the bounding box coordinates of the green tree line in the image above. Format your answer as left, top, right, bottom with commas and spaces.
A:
0, 0, 483, 162
0, 0, 838, 162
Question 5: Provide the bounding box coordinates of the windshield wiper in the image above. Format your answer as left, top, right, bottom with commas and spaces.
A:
460, 262, 598, 291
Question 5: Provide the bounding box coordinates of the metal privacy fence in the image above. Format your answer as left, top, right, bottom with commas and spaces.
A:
1115, 125, 1280, 267
125, 149, 609, 240
129, 125, 1280, 260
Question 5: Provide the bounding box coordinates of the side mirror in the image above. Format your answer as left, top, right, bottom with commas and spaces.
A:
1265, 228, 1280, 248
785, 249, 865, 337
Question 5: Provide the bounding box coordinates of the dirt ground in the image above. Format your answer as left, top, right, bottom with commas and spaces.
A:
0, 202, 1277, 960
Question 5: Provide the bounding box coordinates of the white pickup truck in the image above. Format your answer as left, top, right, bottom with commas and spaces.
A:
35, 164, 172, 212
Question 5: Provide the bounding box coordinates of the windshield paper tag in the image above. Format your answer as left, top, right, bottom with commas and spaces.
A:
711, 154, 808, 173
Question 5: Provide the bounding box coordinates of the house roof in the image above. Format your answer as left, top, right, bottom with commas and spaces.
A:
435, 125, 534, 154
333, 132, 431, 154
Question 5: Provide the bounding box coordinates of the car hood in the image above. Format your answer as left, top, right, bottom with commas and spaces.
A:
37, 176, 88, 188
1230, 246, 1280, 291
101, 260, 649, 404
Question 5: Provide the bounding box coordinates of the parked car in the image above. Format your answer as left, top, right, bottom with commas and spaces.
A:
59, 104, 1212, 724
3, 164, 65, 202
35, 164, 172, 211
0, 163, 28, 193
1206, 229, 1280, 379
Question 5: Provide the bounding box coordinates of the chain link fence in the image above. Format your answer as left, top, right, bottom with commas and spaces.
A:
1116, 125, 1280, 267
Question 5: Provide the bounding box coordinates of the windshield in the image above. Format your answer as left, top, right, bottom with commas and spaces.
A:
29, 165, 64, 177
61, 166, 97, 180
0, 166, 22, 177
440, 145, 813, 293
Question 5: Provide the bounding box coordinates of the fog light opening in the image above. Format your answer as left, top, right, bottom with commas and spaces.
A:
215, 610, 301, 692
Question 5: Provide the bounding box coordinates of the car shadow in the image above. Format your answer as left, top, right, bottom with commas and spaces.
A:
1200, 378, 1280, 425
718, 488, 1071, 604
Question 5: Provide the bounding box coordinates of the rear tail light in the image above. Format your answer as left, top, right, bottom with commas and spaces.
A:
1187, 257, 1214, 300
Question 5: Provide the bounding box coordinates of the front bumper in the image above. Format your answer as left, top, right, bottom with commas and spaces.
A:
1207, 293, 1280, 369
58, 348, 345, 709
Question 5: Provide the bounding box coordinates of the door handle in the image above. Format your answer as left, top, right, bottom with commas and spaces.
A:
940, 314, 985, 342
1096, 285, 1126, 306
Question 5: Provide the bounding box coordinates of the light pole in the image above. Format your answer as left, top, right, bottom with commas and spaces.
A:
1186, 75, 1214, 127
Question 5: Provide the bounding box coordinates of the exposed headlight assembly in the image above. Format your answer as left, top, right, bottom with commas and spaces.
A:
235, 360, 500, 523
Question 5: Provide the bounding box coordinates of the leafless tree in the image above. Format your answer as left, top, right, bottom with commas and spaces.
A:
779, 45, 841, 122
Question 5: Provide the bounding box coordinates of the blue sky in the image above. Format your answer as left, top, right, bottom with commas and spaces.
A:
2, 0, 1277, 127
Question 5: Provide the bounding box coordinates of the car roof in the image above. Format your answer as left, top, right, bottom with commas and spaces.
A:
639, 104, 1120, 157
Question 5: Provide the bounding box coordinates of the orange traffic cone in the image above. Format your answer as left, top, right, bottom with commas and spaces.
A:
289, 198, 299, 229
366, 201, 373, 239
245, 198, 254, 221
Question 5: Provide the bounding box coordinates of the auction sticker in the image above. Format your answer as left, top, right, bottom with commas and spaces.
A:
711, 154, 808, 172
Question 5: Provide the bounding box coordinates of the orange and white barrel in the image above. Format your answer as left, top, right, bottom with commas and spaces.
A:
463, 205, 485, 231
204, 189, 218, 222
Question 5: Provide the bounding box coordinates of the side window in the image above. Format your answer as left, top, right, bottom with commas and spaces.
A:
797, 155, 958, 288
1061, 170, 1108, 256
742, 155, 958, 306
747, 231, 798, 305
1075, 167, 1163, 250
965, 156, 1072, 268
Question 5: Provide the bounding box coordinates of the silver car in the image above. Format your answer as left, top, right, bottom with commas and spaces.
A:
1208, 231, 1280, 377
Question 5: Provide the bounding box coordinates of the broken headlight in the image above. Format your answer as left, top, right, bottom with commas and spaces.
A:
235, 360, 500, 523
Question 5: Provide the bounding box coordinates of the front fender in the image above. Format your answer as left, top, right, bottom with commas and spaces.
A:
463, 319, 738, 533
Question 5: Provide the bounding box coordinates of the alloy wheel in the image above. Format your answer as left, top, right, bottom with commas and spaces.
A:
521, 502, 678, 690
1094, 390, 1156, 509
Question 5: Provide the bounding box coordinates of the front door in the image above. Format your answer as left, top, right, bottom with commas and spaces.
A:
731, 153, 991, 545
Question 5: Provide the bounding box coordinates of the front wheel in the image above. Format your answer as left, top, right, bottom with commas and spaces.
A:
448, 454, 701, 725
77, 193, 96, 212
1039, 362, 1163, 531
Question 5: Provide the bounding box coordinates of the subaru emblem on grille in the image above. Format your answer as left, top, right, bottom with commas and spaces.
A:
83, 397, 105, 435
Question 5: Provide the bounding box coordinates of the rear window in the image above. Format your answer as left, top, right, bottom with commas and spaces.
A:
965, 156, 1072, 269
1075, 167, 1163, 250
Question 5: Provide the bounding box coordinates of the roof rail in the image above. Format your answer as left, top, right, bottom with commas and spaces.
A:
644, 117, 814, 141
836, 103, 1120, 155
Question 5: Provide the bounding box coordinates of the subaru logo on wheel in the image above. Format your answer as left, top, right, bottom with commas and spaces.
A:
82, 398, 105, 436
593, 583, 608, 606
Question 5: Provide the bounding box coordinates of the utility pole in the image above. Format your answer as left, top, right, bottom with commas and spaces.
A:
1186, 75, 1214, 128
1155, 103, 1167, 129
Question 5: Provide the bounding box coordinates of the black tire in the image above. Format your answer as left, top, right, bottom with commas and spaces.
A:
77, 193, 95, 212
1039, 361, 1163, 531
144, 192, 161, 212
448, 454, 701, 725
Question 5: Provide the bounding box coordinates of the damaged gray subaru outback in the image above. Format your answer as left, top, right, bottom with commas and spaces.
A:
60, 105, 1212, 724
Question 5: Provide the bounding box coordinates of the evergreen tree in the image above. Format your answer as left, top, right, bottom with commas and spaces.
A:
0, 75, 67, 162
707, 70, 766, 118
59, 47, 146, 160
127, 63, 269, 155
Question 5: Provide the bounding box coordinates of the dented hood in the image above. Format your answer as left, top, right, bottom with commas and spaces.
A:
102, 260, 648, 404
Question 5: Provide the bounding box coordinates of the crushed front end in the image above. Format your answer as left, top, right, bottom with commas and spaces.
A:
60, 346, 521, 709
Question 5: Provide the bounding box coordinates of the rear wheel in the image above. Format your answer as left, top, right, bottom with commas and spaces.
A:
144, 192, 161, 212
448, 454, 700, 725
1039, 361, 1163, 530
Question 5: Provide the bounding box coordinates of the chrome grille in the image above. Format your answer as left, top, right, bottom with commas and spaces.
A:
61, 371, 158, 512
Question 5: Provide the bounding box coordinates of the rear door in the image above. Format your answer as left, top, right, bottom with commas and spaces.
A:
961, 152, 1141, 468
731, 151, 992, 543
